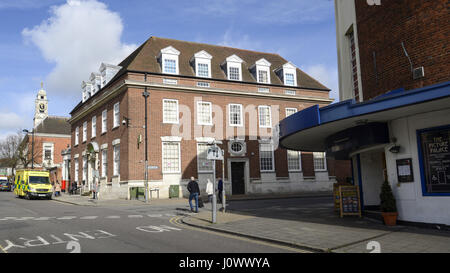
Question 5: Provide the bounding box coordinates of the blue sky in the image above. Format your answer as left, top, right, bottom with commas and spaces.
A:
0, 0, 338, 140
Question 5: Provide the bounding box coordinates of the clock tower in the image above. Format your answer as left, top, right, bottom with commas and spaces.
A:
34, 82, 48, 128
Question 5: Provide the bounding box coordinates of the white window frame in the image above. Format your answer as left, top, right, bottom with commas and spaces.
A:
113, 144, 120, 176
197, 101, 213, 126
284, 90, 296, 95
257, 68, 270, 84
82, 156, 87, 182
75, 127, 79, 146
194, 50, 212, 78
281, 62, 298, 87
101, 149, 107, 178
197, 142, 214, 173
91, 116, 97, 138
74, 159, 79, 182
287, 150, 302, 172
258, 105, 272, 128
228, 65, 241, 81
82, 121, 87, 142
259, 143, 275, 172
162, 141, 181, 174
42, 142, 54, 165
285, 108, 297, 117
102, 109, 107, 134
162, 58, 177, 74
113, 102, 120, 129
313, 152, 327, 171
197, 81, 210, 88
228, 103, 243, 127
163, 99, 179, 124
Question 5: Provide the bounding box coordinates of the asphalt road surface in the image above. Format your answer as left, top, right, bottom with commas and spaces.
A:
0, 191, 301, 253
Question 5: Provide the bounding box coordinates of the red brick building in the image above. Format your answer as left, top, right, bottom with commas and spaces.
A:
22, 85, 71, 189
69, 37, 351, 199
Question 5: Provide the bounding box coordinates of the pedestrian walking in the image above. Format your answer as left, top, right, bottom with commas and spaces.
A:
187, 176, 200, 213
217, 177, 224, 204
206, 179, 214, 203
54, 181, 61, 197
71, 181, 77, 195
92, 181, 97, 199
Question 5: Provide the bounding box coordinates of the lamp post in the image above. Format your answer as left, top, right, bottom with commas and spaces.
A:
22, 129, 35, 169
142, 74, 150, 203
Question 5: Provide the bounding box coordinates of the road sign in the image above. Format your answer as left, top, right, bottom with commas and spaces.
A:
207, 147, 223, 160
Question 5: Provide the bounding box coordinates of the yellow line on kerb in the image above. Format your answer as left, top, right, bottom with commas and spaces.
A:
0, 244, 7, 254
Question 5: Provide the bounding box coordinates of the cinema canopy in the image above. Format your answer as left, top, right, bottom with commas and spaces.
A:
279, 81, 450, 226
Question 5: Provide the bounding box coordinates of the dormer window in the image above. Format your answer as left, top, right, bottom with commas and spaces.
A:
90, 72, 102, 94
252, 58, 271, 84
159, 46, 180, 75
99, 63, 122, 87
224, 54, 243, 81
193, 50, 212, 78
81, 81, 92, 103
277, 62, 297, 86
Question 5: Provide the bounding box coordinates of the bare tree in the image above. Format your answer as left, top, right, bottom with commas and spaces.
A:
0, 131, 42, 172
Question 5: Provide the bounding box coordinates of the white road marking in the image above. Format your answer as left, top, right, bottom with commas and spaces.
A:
57, 216, 77, 220
147, 214, 163, 218
79, 216, 98, 220
128, 215, 144, 218
34, 217, 55, 221
105, 216, 121, 219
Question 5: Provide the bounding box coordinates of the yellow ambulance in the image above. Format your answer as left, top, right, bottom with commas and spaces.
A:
14, 169, 53, 200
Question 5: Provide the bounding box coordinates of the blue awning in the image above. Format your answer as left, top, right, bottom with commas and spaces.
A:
279, 81, 450, 152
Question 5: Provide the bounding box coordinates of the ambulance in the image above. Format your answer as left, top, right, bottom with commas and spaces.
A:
14, 169, 53, 200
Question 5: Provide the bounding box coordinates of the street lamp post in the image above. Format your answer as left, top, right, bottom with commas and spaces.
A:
142, 74, 150, 203
23, 129, 35, 169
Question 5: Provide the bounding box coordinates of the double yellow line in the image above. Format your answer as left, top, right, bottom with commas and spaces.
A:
0, 244, 7, 254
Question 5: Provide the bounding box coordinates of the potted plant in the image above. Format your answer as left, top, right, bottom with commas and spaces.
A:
380, 180, 398, 226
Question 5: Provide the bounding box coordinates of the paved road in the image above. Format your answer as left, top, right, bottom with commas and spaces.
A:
0, 191, 300, 253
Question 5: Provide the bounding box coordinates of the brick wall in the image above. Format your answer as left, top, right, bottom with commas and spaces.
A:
70, 72, 351, 185
355, 0, 449, 100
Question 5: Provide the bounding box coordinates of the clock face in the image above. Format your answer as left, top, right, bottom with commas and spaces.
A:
39, 103, 46, 113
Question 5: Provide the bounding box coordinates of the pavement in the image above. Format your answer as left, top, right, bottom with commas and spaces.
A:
52, 192, 450, 253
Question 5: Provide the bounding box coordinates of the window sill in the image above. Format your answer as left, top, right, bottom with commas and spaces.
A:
112, 125, 120, 131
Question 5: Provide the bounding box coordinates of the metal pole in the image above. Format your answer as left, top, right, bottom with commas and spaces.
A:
212, 143, 217, 223
222, 154, 226, 212
31, 130, 35, 169
143, 76, 149, 203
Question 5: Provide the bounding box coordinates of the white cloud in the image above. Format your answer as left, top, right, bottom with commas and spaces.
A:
303, 64, 340, 103
0, 112, 28, 132
22, 0, 137, 99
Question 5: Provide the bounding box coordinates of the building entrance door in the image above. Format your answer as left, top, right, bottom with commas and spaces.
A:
231, 162, 245, 195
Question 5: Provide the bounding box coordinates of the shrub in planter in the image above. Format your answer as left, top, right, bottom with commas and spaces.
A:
380, 180, 398, 226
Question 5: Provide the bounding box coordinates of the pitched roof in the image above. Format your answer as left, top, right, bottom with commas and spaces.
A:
34, 116, 71, 135
119, 36, 329, 90
71, 36, 330, 115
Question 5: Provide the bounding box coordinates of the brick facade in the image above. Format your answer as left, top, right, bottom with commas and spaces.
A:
69, 37, 352, 198
355, 0, 449, 100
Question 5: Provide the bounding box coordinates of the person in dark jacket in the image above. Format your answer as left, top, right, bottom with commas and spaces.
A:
187, 176, 200, 213
217, 177, 223, 203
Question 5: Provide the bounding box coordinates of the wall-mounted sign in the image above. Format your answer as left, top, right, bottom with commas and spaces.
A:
396, 158, 414, 183
418, 126, 450, 194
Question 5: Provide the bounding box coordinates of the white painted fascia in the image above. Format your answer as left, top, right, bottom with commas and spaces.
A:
161, 136, 182, 142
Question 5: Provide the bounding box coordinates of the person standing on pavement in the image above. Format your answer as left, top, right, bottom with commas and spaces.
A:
92, 181, 97, 199
206, 179, 214, 203
54, 181, 61, 197
217, 177, 223, 204
187, 176, 200, 213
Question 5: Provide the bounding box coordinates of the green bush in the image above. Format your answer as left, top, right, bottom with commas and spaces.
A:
380, 181, 397, 212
